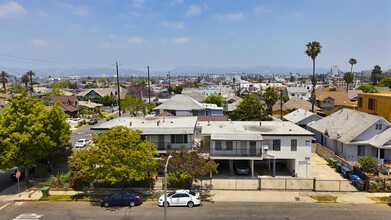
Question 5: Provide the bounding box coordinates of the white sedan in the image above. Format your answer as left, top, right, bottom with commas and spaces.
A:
75, 139, 91, 148
158, 189, 201, 207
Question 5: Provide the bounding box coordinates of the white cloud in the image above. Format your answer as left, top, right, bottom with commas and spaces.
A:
101, 42, 111, 48
31, 39, 47, 46
254, 6, 270, 14
161, 37, 190, 45
0, 1, 26, 18
127, 37, 145, 44
131, 0, 144, 8
161, 21, 185, 29
185, 5, 201, 17
37, 9, 49, 17
214, 12, 244, 21
60, 3, 90, 16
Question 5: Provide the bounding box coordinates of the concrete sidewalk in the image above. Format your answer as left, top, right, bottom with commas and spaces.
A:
0, 182, 389, 204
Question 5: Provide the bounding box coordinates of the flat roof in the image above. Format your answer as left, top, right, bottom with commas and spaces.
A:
91, 116, 198, 135
200, 121, 313, 137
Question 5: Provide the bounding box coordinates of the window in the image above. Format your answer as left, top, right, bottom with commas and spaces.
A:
357, 145, 365, 157
226, 141, 233, 151
215, 140, 222, 150
272, 140, 281, 151
291, 139, 297, 151
375, 124, 383, 130
171, 135, 188, 144
368, 98, 376, 110
357, 97, 363, 108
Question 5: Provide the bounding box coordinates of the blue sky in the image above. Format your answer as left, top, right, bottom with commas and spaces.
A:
0, 0, 390, 72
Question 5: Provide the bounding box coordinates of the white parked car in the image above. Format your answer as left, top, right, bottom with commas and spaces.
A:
75, 138, 91, 148
158, 189, 201, 207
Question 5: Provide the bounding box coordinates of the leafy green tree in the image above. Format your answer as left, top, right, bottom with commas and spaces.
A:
377, 77, 391, 88
262, 87, 279, 114
357, 85, 374, 93
26, 70, 35, 95
173, 85, 184, 94
0, 92, 71, 188
21, 74, 30, 90
282, 94, 289, 102
357, 156, 377, 173
164, 150, 218, 187
204, 94, 225, 107
0, 71, 9, 91
8, 84, 25, 94
69, 126, 158, 188
343, 72, 354, 92
98, 77, 106, 84
305, 41, 322, 112
229, 96, 271, 121
349, 58, 357, 74
370, 65, 382, 85
120, 95, 149, 116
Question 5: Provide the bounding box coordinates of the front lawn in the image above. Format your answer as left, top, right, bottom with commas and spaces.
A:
310, 196, 337, 203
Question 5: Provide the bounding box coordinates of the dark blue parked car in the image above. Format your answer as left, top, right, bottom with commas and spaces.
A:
100, 192, 143, 208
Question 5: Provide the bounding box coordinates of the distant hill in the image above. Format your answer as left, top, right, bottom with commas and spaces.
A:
0, 65, 331, 77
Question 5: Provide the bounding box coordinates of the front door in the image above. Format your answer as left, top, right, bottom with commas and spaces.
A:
380, 149, 385, 159
240, 141, 247, 155
158, 135, 165, 150
250, 141, 256, 156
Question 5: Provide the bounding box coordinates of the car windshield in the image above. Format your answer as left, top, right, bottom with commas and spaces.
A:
189, 191, 196, 196
167, 192, 175, 197
77, 140, 84, 143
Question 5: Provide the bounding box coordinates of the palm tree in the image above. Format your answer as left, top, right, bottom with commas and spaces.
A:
0, 71, 9, 91
262, 86, 279, 114
305, 41, 322, 113
343, 72, 354, 92
26, 70, 35, 96
21, 73, 30, 90
349, 58, 357, 74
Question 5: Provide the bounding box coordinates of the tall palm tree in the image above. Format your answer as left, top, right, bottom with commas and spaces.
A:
21, 74, 30, 89
349, 58, 357, 74
26, 70, 35, 96
305, 41, 322, 113
343, 72, 354, 92
0, 71, 9, 91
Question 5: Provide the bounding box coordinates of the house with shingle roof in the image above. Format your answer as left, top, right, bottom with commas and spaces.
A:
315, 90, 352, 114
307, 108, 391, 163
283, 109, 323, 128
41, 95, 79, 117
272, 97, 321, 117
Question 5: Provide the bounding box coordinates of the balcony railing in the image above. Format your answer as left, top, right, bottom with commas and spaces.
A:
202, 147, 262, 157
151, 141, 193, 151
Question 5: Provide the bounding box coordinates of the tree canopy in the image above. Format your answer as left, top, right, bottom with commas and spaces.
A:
349, 58, 357, 73
377, 77, 391, 88
370, 65, 382, 85
305, 41, 322, 112
357, 85, 374, 93
262, 87, 279, 114
203, 94, 225, 107
69, 126, 158, 189
0, 71, 9, 91
229, 96, 271, 121
343, 72, 354, 91
0, 92, 71, 187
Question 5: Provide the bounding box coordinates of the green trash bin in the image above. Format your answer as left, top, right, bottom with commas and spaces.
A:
41, 187, 50, 197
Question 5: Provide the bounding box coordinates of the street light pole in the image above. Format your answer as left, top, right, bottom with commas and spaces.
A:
164, 155, 172, 220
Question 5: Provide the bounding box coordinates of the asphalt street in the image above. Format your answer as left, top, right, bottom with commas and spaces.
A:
1, 201, 390, 220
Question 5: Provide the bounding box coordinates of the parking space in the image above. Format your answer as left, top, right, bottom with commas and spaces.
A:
310, 153, 346, 180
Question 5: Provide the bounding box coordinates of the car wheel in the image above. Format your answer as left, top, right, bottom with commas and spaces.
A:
187, 201, 194, 208
163, 201, 169, 207
104, 202, 110, 207
129, 201, 135, 207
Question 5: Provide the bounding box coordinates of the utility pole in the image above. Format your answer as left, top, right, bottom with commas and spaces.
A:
147, 65, 151, 104
280, 89, 283, 119
167, 71, 171, 98
116, 62, 121, 117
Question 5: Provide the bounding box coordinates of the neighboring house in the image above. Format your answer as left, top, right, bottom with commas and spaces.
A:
92, 116, 198, 154
348, 90, 363, 102
283, 109, 323, 129
357, 92, 391, 123
307, 108, 391, 164
285, 87, 309, 100
78, 100, 103, 111
183, 92, 206, 103
76, 88, 126, 100
153, 94, 224, 116
316, 90, 352, 114
0, 93, 10, 108
225, 96, 243, 112
200, 120, 314, 177
272, 98, 321, 118
41, 95, 79, 117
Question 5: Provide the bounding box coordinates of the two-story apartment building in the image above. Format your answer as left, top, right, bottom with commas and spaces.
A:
199, 121, 314, 177
316, 90, 352, 114
356, 92, 391, 123
92, 116, 198, 154
307, 108, 391, 164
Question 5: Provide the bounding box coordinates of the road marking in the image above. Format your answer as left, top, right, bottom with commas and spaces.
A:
0, 203, 10, 210
13, 213, 43, 219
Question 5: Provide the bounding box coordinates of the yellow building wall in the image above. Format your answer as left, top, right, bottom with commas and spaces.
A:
357, 93, 391, 122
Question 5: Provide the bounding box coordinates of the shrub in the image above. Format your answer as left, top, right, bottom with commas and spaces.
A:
357, 156, 377, 173
167, 172, 192, 189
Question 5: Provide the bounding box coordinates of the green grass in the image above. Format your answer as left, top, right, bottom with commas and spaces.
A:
369, 197, 390, 203
39, 195, 73, 201
310, 196, 337, 203
39, 194, 105, 201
